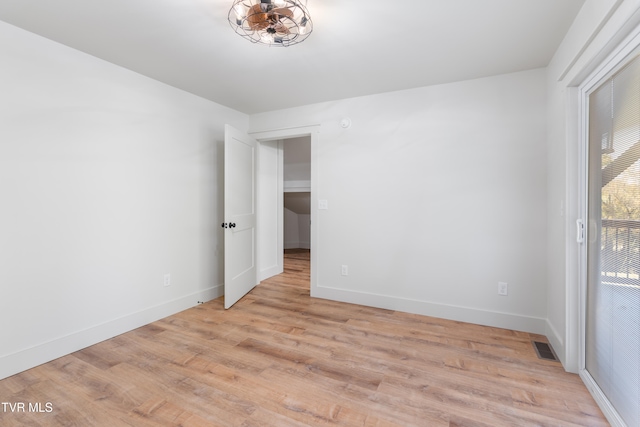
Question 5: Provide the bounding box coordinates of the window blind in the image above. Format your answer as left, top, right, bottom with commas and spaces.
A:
586, 52, 640, 427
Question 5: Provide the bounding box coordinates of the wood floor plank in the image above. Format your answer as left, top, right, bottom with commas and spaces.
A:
106, 361, 257, 426
258, 364, 450, 427
0, 250, 608, 426
204, 363, 366, 426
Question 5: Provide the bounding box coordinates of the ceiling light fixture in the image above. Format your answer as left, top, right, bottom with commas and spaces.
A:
228, 0, 313, 47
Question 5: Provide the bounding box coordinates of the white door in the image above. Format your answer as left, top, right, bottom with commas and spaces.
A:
223, 124, 258, 309
584, 52, 640, 427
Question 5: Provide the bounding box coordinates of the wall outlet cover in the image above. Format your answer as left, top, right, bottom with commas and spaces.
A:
498, 282, 508, 296
341, 265, 348, 276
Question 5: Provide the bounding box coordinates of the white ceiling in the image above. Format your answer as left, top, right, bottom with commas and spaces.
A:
0, 0, 584, 114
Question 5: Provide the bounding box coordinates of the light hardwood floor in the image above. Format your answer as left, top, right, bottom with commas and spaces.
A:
0, 250, 608, 426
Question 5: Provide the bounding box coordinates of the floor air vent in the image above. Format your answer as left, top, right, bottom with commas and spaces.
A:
532, 341, 558, 362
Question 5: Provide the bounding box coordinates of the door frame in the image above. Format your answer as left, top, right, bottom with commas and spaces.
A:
576, 26, 640, 427
251, 125, 320, 294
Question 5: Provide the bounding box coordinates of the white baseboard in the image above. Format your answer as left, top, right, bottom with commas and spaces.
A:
260, 264, 283, 281
545, 319, 569, 370
0, 284, 223, 381
312, 285, 547, 335
284, 241, 310, 250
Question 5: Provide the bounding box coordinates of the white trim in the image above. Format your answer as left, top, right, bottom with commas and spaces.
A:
259, 265, 283, 281
0, 285, 222, 381
566, 2, 640, 86
562, 0, 640, 378
545, 318, 564, 362
257, 139, 284, 282
576, 22, 640, 427
284, 241, 311, 250
577, 76, 590, 378
314, 285, 547, 334
580, 370, 628, 427
250, 124, 321, 141
564, 85, 581, 373
557, 0, 625, 82
250, 125, 320, 293
284, 180, 311, 192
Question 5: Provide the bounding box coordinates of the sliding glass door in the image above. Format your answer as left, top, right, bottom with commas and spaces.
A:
586, 51, 640, 427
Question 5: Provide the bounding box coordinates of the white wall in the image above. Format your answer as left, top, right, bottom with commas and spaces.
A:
0, 21, 248, 380
251, 68, 548, 333
283, 139, 311, 250
545, 0, 640, 372
284, 207, 301, 249
297, 214, 311, 249
284, 207, 310, 249
6, 0, 638, 382
283, 137, 311, 187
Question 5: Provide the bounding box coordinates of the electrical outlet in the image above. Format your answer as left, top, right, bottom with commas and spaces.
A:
498, 282, 508, 296
341, 265, 348, 276
164, 274, 171, 287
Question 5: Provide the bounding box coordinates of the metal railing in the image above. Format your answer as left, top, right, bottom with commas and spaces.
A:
601, 219, 640, 285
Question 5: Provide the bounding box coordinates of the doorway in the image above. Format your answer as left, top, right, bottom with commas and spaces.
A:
283, 136, 311, 288
252, 125, 319, 295
581, 48, 640, 427
283, 136, 311, 279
